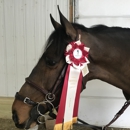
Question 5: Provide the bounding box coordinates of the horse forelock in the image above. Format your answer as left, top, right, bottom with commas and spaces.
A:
44, 23, 89, 55
44, 27, 69, 57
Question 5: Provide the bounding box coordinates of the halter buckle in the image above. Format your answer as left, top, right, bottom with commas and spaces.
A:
24, 97, 30, 104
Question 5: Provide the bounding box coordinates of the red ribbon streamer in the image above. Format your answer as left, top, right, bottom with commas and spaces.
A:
55, 65, 83, 125
55, 65, 70, 124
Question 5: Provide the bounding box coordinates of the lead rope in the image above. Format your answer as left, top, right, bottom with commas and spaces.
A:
102, 99, 130, 130
72, 31, 130, 130
75, 99, 130, 130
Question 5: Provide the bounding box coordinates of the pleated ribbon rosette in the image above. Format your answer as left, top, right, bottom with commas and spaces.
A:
54, 40, 90, 130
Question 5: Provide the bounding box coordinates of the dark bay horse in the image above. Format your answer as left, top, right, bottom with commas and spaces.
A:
12, 7, 130, 129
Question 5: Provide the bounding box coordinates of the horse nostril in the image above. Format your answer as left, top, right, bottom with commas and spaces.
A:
12, 111, 18, 124
12, 110, 25, 129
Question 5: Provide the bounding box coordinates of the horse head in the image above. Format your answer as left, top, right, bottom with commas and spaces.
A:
12, 7, 85, 129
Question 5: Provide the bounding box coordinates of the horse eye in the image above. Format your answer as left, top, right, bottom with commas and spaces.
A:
45, 57, 56, 66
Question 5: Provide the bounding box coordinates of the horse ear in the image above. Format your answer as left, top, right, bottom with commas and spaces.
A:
50, 14, 61, 30
57, 6, 77, 40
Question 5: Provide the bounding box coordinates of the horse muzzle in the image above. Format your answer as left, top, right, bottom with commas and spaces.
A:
25, 103, 55, 129
13, 92, 57, 129
12, 110, 25, 129
12, 104, 46, 129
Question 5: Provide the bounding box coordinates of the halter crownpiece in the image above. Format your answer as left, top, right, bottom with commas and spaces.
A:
54, 37, 90, 130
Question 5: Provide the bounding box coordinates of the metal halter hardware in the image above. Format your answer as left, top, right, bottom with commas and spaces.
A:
24, 97, 31, 104
15, 65, 67, 129
15, 64, 66, 104
45, 93, 55, 102
15, 92, 37, 106
36, 101, 55, 124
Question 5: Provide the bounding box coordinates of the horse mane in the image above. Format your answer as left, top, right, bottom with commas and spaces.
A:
89, 24, 130, 34
44, 23, 130, 56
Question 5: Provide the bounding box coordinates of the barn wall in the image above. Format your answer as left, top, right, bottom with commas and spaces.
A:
0, 0, 69, 97
75, 0, 130, 128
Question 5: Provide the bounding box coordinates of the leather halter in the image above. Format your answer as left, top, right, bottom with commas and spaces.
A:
26, 78, 48, 95
14, 65, 67, 129
15, 92, 37, 106
15, 65, 67, 106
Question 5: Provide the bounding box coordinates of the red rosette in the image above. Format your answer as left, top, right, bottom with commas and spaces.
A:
65, 40, 90, 69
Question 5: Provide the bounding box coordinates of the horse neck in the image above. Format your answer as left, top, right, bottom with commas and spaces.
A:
81, 29, 130, 95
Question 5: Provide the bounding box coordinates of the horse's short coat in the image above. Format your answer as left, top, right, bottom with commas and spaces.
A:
12, 8, 130, 129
